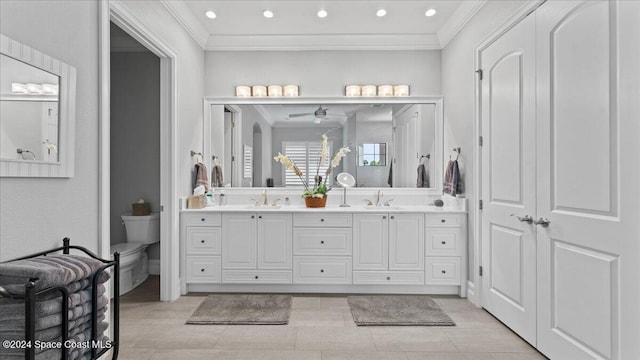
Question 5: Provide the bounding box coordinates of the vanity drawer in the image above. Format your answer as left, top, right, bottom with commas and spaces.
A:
293, 228, 352, 256
186, 256, 221, 283
353, 271, 424, 285
425, 257, 461, 285
222, 270, 292, 284
186, 227, 221, 255
184, 213, 222, 227
425, 228, 463, 256
293, 213, 352, 228
293, 257, 352, 284
425, 214, 463, 228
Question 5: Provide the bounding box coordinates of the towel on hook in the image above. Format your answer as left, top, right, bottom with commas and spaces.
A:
387, 162, 393, 187
417, 163, 429, 188
211, 165, 224, 187
194, 162, 210, 192
443, 160, 462, 195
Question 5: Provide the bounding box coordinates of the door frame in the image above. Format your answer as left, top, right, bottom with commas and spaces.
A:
99, 0, 181, 301
471, 0, 545, 307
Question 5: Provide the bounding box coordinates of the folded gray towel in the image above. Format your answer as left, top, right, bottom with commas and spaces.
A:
0, 304, 107, 332
0, 284, 106, 321
0, 254, 110, 294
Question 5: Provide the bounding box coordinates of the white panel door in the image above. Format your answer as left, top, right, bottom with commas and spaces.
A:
222, 213, 257, 269
536, 1, 640, 359
480, 13, 537, 345
389, 214, 424, 271
353, 214, 388, 270
257, 214, 292, 269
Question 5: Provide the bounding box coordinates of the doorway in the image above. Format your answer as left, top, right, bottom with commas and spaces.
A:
109, 22, 161, 298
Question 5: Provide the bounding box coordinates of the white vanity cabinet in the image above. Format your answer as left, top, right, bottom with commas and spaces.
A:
424, 214, 467, 293
292, 213, 353, 284
221, 213, 293, 284
353, 213, 425, 285
181, 212, 222, 287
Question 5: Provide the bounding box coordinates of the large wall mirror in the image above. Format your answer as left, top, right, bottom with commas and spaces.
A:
0, 34, 76, 177
204, 97, 442, 193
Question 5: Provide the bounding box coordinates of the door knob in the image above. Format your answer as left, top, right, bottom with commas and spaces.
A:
533, 217, 551, 227
510, 214, 533, 224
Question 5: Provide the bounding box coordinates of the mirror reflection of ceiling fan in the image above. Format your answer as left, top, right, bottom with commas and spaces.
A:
288, 105, 348, 124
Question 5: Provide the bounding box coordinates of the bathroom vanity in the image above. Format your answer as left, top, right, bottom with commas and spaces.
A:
179, 202, 467, 297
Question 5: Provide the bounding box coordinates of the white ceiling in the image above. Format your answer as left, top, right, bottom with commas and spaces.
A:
161, 0, 487, 50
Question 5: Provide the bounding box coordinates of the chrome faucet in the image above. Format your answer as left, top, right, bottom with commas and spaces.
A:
262, 189, 268, 206
376, 190, 384, 207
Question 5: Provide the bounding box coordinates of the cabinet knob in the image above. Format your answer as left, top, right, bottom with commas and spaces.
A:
383, 216, 387, 219
255, 275, 259, 279
200, 268, 205, 272
441, 270, 447, 274
320, 218, 325, 222
320, 269, 324, 273
390, 216, 395, 219
251, 215, 255, 219
386, 276, 391, 280
441, 219, 446, 223
320, 241, 324, 244
441, 241, 446, 245
258, 215, 262, 219
201, 240, 205, 244
201, 218, 205, 222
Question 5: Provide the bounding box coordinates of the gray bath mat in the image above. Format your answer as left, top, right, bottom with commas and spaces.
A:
347, 295, 455, 326
186, 294, 292, 325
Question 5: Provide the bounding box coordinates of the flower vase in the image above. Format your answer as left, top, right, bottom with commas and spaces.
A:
304, 195, 327, 208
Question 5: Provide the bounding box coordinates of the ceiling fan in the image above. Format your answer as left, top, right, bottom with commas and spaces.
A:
288, 105, 347, 124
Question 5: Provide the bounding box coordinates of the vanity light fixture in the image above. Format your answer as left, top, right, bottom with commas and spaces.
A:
317, 9, 328, 18
205, 10, 217, 19
425, 8, 437, 17
378, 85, 393, 97
394, 85, 410, 96
361, 85, 377, 97
345, 85, 361, 97
42, 83, 58, 95
283, 85, 299, 97
376, 9, 387, 17
263, 10, 274, 18
235, 86, 251, 97
26, 83, 43, 94
268, 85, 283, 97
11, 83, 27, 93
252, 85, 267, 97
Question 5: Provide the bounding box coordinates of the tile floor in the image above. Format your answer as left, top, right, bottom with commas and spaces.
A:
112, 276, 547, 360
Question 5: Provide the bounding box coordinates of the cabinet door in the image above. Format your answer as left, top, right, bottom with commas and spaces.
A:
222, 213, 257, 269
353, 214, 388, 270
389, 214, 424, 271
257, 214, 292, 269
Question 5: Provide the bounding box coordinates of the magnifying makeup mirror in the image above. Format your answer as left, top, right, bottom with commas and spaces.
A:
336, 172, 356, 207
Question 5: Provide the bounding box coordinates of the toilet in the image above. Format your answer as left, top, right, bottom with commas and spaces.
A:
111, 213, 159, 296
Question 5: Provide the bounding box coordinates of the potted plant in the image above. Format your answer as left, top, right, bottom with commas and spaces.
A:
274, 134, 350, 208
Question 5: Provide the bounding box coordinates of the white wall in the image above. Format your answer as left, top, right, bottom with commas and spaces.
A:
0, 0, 100, 260
205, 50, 441, 97
117, 1, 205, 197
441, 1, 532, 292
110, 50, 160, 260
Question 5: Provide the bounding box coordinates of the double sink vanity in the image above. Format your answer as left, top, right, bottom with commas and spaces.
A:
179, 198, 467, 297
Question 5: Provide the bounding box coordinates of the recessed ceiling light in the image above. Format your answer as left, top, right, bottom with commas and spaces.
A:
263, 10, 274, 18
376, 9, 387, 17
317, 9, 328, 18
425, 8, 437, 17
204, 10, 216, 19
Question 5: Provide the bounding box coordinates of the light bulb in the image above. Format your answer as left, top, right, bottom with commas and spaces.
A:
425, 9, 437, 17
376, 9, 387, 17
263, 10, 274, 18
317, 10, 328, 18
205, 10, 216, 19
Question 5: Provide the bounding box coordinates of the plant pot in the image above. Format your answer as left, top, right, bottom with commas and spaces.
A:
304, 195, 327, 208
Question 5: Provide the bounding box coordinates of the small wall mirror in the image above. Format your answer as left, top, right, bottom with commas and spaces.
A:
0, 34, 76, 177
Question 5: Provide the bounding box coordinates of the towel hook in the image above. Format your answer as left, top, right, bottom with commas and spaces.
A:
450, 147, 461, 161
191, 150, 203, 162
419, 154, 430, 162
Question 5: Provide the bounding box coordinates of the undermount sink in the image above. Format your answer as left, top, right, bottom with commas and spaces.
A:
245, 205, 282, 209
361, 205, 402, 210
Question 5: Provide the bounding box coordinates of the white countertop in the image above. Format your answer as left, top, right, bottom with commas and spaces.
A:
181, 204, 466, 214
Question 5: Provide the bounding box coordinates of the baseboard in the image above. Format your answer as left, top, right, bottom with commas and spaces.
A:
148, 259, 160, 275
466, 280, 481, 307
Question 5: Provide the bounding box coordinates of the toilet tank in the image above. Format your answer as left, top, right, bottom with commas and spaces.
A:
121, 213, 160, 244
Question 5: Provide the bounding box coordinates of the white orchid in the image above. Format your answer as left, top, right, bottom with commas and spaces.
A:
319, 134, 328, 167
330, 147, 351, 168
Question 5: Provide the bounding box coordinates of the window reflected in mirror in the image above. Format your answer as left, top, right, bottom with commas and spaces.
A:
358, 143, 387, 166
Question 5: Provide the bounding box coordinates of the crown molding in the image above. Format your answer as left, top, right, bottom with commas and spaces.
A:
252, 105, 275, 126
437, 0, 487, 48
160, 0, 208, 49
205, 33, 442, 51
